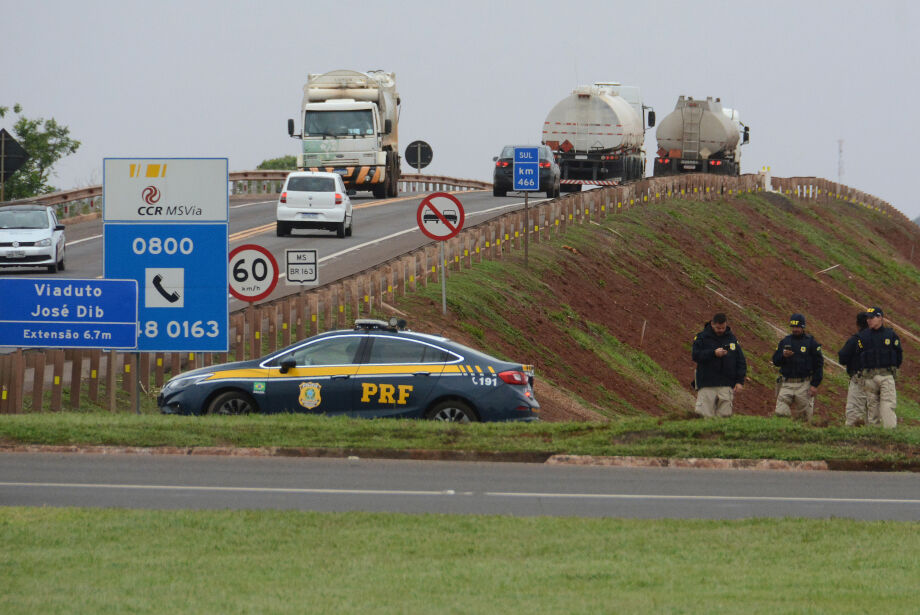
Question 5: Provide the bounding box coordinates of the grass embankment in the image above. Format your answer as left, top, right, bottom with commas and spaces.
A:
2, 507, 917, 614
4, 413, 920, 466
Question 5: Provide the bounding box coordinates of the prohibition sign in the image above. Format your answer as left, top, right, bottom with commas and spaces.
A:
417, 192, 465, 241
229, 243, 279, 302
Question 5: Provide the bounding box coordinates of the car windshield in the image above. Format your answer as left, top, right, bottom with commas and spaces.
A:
0, 210, 48, 229
287, 176, 336, 192
303, 110, 375, 137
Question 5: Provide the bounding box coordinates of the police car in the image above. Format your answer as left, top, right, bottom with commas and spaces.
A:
158, 319, 539, 422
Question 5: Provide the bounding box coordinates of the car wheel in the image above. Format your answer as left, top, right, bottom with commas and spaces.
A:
58, 253, 65, 271
345, 216, 353, 237
336, 221, 346, 238
493, 187, 507, 197
206, 391, 257, 415
425, 399, 477, 423
47, 252, 59, 273
276, 221, 290, 237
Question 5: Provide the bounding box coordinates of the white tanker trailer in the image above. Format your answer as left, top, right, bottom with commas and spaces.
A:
542, 82, 655, 192
653, 96, 749, 176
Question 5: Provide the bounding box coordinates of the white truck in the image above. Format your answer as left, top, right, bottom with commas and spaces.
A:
288, 70, 401, 198
542, 82, 655, 191
653, 96, 750, 176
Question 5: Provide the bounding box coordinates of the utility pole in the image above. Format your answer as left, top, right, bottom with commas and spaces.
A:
837, 139, 844, 184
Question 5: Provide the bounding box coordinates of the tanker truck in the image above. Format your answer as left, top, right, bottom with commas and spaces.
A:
653, 96, 749, 176
542, 82, 655, 192
287, 69, 400, 198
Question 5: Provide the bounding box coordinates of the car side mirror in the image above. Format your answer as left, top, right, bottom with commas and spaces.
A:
279, 358, 296, 374
287, 119, 295, 137
492, 156, 498, 162
55, 225, 65, 231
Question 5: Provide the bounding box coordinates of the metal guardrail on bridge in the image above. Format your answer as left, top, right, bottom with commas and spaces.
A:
0, 172, 491, 218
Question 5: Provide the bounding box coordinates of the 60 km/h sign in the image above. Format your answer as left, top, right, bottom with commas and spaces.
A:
416, 191, 465, 241
229, 244, 279, 303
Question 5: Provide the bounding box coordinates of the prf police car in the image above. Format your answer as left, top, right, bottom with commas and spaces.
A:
158, 319, 539, 422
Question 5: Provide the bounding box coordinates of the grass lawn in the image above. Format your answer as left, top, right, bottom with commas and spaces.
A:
3, 413, 920, 467
1, 507, 916, 614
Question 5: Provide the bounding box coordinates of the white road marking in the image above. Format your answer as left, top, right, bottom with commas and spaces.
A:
66, 234, 102, 247
2, 481, 919, 505
230, 200, 275, 209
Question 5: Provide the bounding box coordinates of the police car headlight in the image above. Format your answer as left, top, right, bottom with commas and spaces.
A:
161, 373, 213, 395
35, 237, 52, 247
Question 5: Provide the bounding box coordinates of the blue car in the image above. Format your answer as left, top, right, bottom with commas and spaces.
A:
158, 319, 540, 422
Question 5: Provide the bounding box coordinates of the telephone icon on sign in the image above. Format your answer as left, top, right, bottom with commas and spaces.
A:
152, 274, 181, 303
145, 268, 185, 308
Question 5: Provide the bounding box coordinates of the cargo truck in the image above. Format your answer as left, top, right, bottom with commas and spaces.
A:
288, 70, 400, 198
653, 96, 749, 176
542, 82, 655, 192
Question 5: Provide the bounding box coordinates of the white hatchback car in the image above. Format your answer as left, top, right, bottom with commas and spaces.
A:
276, 171, 353, 238
0, 205, 66, 273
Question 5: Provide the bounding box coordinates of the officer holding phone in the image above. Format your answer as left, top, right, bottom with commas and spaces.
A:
771, 313, 823, 422
691, 312, 747, 418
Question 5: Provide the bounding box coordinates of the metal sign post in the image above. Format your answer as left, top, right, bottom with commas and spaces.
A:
513, 147, 540, 268
405, 140, 433, 174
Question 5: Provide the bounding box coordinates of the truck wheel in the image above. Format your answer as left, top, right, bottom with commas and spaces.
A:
372, 183, 386, 199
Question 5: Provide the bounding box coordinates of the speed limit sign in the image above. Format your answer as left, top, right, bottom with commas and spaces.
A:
228, 244, 279, 302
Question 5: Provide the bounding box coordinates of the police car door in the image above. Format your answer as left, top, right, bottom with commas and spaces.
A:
352, 336, 448, 418
266, 334, 363, 414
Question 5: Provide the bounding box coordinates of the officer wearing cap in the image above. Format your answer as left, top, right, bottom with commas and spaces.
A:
771, 313, 823, 421
691, 313, 747, 418
838, 311, 870, 426
856, 306, 902, 428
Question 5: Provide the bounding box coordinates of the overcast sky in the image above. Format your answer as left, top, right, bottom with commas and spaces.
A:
3, 0, 918, 219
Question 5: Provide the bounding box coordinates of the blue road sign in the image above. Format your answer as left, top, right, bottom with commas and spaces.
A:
104, 223, 228, 352
103, 158, 229, 353
0, 279, 138, 349
514, 147, 540, 191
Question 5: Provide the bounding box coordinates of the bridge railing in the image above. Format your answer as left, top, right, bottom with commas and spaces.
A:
0, 172, 491, 220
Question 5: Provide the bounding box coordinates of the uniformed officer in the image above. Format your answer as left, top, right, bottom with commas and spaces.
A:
856, 306, 902, 428
771, 313, 823, 422
838, 311, 869, 426
691, 313, 747, 418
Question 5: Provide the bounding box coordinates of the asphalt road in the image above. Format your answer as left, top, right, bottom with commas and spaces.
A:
3, 453, 920, 520
2, 190, 550, 310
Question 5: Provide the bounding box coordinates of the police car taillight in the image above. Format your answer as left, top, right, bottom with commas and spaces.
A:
498, 370, 527, 385
280, 191, 287, 203
335, 193, 343, 204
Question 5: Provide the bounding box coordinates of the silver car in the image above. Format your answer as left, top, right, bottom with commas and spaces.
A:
0, 205, 66, 273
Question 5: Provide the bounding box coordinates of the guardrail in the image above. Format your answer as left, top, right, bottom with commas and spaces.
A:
0, 172, 491, 219
0, 172, 912, 413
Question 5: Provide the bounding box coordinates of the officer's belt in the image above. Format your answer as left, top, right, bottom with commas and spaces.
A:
783, 377, 810, 383
862, 367, 894, 377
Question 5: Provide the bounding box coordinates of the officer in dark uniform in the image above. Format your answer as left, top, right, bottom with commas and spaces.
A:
838, 311, 869, 426
691, 312, 747, 418
771, 313, 823, 421
856, 306, 902, 428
